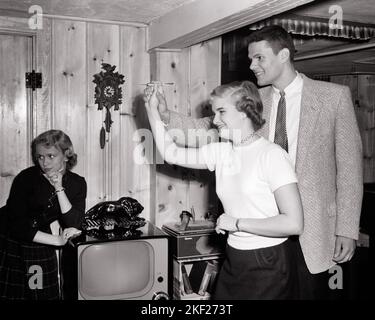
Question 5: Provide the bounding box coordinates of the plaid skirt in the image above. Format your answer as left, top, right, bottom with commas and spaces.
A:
0, 234, 59, 300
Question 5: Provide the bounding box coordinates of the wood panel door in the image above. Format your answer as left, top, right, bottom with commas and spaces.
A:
0, 33, 33, 206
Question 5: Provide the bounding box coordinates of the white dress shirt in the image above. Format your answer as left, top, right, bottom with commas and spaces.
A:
268, 72, 303, 166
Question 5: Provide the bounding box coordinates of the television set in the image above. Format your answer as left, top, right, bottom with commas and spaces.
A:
71, 222, 170, 300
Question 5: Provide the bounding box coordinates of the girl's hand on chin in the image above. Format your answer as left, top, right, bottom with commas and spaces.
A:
44, 168, 64, 190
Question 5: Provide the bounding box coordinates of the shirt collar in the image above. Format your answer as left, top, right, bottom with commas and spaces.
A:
272, 72, 303, 97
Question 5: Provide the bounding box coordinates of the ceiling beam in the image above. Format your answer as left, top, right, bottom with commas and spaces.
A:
295, 40, 375, 61
148, 0, 315, 50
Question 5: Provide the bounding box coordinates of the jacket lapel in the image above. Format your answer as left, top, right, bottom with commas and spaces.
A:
258, 76, 322, 174
295, 75, 322, 174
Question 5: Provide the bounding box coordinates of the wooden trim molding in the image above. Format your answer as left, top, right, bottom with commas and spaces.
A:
148, 0, 315, 50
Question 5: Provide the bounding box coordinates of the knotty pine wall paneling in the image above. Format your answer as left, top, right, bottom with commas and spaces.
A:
149, 38, 221, 227
186, 38, 221, 222
34, 17, 52, 136
0, 14, 152, 216
0, 32, 32, 206
52, 19, 87, 181
119, 26, 153, 222
0, 13, 221, 224
149, 48, 190, 227
86, 23, 120, 210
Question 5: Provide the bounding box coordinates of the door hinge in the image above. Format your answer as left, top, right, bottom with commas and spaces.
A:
25, 70, 42, 91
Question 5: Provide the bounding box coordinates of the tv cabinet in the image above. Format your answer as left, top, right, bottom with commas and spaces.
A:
162, 221, 226, 300
172, 255, 223, 300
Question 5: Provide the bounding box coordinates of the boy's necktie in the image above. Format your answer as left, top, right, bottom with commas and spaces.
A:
274, 90, 288, 152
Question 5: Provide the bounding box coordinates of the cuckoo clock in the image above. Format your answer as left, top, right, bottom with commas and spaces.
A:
93, 63, 125, 148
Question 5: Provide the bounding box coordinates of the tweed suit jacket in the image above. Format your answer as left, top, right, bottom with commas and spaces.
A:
168, 74, 363, 273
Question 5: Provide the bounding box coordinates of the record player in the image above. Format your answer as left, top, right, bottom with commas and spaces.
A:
162, 219, 226, 259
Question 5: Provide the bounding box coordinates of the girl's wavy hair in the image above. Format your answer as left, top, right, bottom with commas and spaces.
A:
31, 130, 77, 170
210, 81, 266, 131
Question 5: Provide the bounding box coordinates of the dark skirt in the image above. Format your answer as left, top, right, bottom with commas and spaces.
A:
0, 234, 59, 300
213, 240, 295, 300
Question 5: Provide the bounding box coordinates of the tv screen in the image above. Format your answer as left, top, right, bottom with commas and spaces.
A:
77, 238, 168, 300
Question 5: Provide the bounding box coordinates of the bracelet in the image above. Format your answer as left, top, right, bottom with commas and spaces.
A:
235, 219, 240, 231
55, 188, 65, 193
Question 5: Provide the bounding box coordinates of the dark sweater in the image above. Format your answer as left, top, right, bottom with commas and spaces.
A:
5, 166, 87, 242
